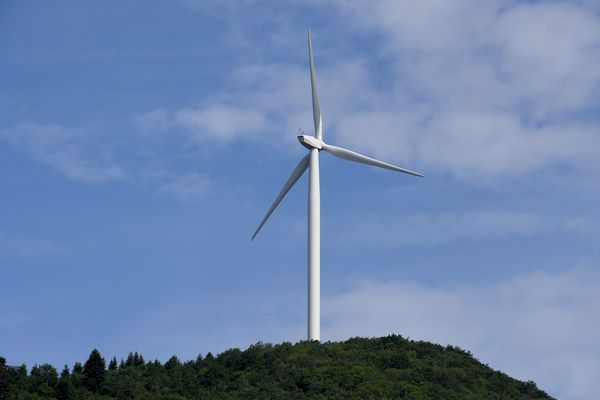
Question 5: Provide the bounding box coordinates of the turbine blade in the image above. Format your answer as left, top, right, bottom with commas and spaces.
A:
321, 142, 424, 177
307, 27, 322, 140
251, 155, 310, 241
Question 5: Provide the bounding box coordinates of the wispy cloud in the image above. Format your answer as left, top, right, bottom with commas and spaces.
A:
156, 173, 213, 201
325, 0, 600, 179
135, 109, 171, 135
0, 121, 128, 184
332, 210, 593, 247
323, 266, 600, 400
136, 60, 378, 152
0, 120, 221, 202
0, 230, 65, 260
174, 105, 268, 143
170, 0, 600, 185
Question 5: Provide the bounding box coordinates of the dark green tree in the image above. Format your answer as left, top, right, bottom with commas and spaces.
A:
5, 364, 27, 397
0, 357, 9, 400
29, 363, 58, 398
108, 357, 117, 371
56, 365, 73, 400
72, 362, 83, 374
164, 356, 181, 370
125, 352, 135, 368
82, 349, 105, 393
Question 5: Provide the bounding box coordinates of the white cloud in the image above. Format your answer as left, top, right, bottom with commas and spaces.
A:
333, 210, 591, 247
323, 0, 600, 181
174, 104, 268, 143
173, 0, 600, 184
1, 121, 221, 202
0, 230, 65, 259
135, 63, 316, 148
322, 266, 600, 400
155, 60, 382, 152
0, 121, 128, 184
156, 173, 213, 201
419, 112, 599, 180
495, 1, 600, 114
135, 109, 171, 134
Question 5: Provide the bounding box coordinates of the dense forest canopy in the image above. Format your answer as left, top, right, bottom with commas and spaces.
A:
1, 335, 553, 399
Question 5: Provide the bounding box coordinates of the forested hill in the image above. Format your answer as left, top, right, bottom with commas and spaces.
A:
1, 335, 554, 400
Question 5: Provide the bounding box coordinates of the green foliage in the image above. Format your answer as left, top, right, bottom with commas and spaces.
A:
29, 364, 58, 398
0, 357, 9, 400
83, 349, 105, 393
55, 366, 73, 400
72, 363, 83, 374
0, 336, 555, 399
108, 358, 117, 371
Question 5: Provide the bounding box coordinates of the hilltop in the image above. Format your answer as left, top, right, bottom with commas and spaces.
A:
1, 335, 553, 399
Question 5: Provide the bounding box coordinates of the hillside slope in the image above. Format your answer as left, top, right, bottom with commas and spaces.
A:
1, 335, 554, 399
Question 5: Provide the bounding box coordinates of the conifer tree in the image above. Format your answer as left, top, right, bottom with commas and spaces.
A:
164, 356, 180, 370
108, 357, 117, 371
72, 362, 83, 374
0, 357, 9, 400
56, 365, 72, 400
29, 364, 58, 398
82, 349, 105, 393
127, 351, 146, 366
125, 352, 135, 368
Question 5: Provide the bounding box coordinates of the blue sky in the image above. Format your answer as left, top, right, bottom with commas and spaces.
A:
1, 1, 599, 398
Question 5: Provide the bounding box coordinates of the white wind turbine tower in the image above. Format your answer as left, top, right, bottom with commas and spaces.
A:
252, 28, 423, 342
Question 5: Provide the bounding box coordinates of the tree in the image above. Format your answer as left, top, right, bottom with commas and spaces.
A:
125, 352, 135, 368
164, 356, 181, 370
83, 349, 105, 393
29, 363, 58, 398
108, 357, 117, 371
56, 365, 73, 400
60, 365, 70, 378
72, 362, 83, 374
5, 365, 27, 396
0, 357, 9, 400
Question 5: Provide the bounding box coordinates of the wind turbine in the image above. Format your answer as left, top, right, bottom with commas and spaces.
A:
251, 28, 423, 342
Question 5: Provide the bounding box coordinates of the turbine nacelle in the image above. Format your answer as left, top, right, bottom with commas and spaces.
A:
297, 134, 323, 150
